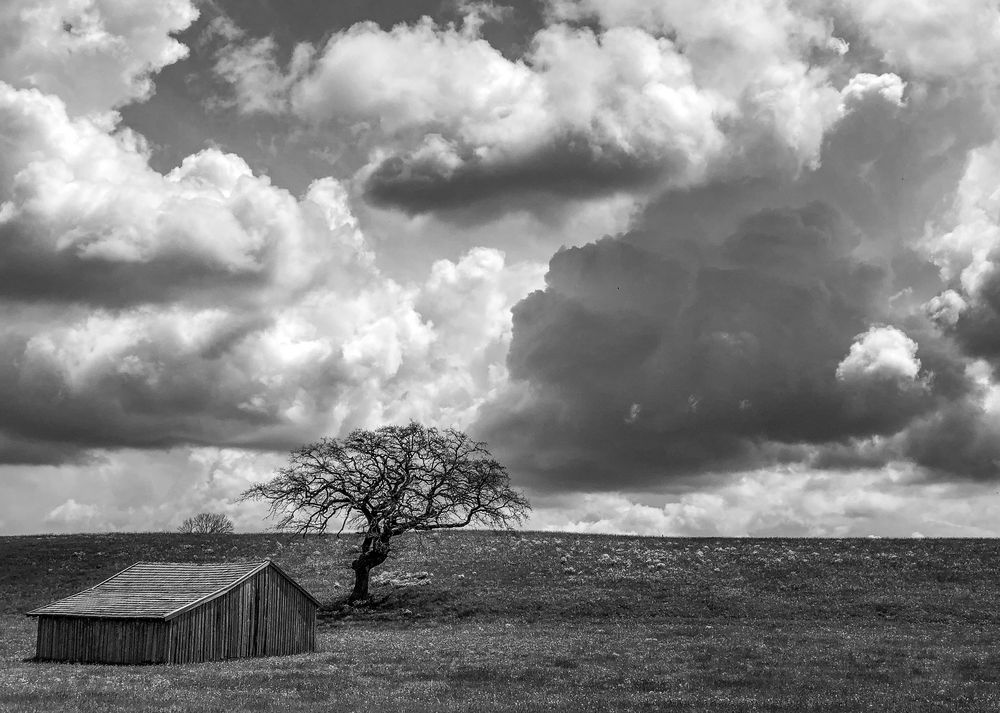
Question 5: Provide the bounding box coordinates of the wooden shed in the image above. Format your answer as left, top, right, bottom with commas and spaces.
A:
27, 560, 319, 664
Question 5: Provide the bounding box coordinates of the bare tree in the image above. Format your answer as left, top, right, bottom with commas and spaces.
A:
240, 422, 530, 602
177, 512, 235, 534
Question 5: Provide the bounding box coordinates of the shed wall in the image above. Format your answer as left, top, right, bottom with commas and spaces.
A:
167, 568, 316, 663
35, 616, 169, 664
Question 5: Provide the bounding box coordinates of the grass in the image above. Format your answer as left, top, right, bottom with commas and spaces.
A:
2, 532, 1000, 711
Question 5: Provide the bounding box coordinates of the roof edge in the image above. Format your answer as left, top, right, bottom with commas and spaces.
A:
162, 560, 321, 619
26, 612, 166, 619
162, 560, 270, 620
265, 558, 322, 607
25, 562, 144, 617
26, 560, 321, 619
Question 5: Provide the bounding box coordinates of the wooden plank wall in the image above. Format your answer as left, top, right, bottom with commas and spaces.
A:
34, 565, 316, 665
167, 568, 316, 663
35, 616, 168, 664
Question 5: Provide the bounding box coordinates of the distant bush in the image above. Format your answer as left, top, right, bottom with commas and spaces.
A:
177, 512, 234, 534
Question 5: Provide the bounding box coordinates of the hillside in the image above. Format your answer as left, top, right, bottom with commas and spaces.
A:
2, 531, 1000, 711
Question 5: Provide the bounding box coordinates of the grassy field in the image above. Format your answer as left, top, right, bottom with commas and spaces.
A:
2, 532, 1000, 711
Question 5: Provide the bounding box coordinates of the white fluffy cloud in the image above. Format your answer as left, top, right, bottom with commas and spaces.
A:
551, 0, 1000, 83
213, 6, 861, 211
839, 72, 906, 110
2, 241, 542, 455
14, 447, 285, 534
0, 81, 371, 304
0, 0, 198, 116
836, 326, 923, 384
210, 16, 313, 115
839, 0, 1000, 79
528, 466, 1000, 537
924, 142, 1000, 297
0, 3, 547, 465
44, 499, 108, 531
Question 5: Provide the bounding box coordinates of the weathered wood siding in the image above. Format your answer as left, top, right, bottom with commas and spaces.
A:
35, 616, 169, 664
167, 568, 316, 663
33, 564, 316, 664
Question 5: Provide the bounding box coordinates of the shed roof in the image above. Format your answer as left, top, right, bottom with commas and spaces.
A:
27, 560, 320, 620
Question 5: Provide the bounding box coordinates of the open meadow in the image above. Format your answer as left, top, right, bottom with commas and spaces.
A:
2, 532, 1000, 711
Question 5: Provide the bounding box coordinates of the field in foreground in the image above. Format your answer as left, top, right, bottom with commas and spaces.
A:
2, 532, 1000, 712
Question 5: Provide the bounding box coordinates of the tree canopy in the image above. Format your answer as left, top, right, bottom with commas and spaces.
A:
177, 512, 234, 534
240, 422, 529, 600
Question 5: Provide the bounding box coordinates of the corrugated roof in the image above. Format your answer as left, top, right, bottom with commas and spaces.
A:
27, 561, 276, 619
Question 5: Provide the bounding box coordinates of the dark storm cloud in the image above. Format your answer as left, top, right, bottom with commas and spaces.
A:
362, 134, 664, 214
0, 433, 92, 467
900, 399, 1000, 481
946, 270, 1000, 368
910, 284, 1000, 482
471, 69, 1000, 491
202, 0, 546, 57
0, 324, 287, 462
0, 222, 268, 308
480, 202, 947, 491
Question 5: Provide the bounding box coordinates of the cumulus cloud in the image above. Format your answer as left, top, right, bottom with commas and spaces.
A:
479, 202, 951, 491
0, 82, 373, 307
45, 499, 110, 532
925, 290, 967, 327
837, 0, 1000, 80
208, 16, 313, 115
0, 242, 542, 461
466, 18, 1000, 492
528, 466, 1000, 537
836, 326, 923, 384
9, 0, 1000, 535
920, 142, 1000, 368
0, 2, 546, 467
203, 0, 1000, 230
211, 4, 858, 213
5, 447, 285, 534
887, 358, 1000, 481
552, 0, 1000, 84
839, 72, 906, 117
0, 0, 198, 116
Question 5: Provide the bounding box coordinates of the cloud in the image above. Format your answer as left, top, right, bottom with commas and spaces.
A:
13, 445, 1000, 536
527, 465, 1000, 537
920, 142, 1000, 369
0, 243, 542, 461
469, 41, 1000, 490
354, 188, 641, 278
836, 325, 923, 384
208, 16, 313, 115
479, 202, 952, 491
0, 83, 376, 307
4, 447, 284, 534
0, 15, 546, 465
551, 0, 1000, 84
211, 6, 851, 213
205, 0, 1000, 227
839, 72, 906, 110
925, 290, 967, 327
0, 0, 198, 116
892, 359, 1000, 480
9, 0, 1000, 536
45, 499, 109, 532
837, 0, 1000, 80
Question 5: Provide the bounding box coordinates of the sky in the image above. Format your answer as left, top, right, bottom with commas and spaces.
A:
4, 0, 1000, 537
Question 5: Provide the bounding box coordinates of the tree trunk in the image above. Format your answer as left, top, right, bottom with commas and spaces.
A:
350, 563, 371, 602
348, 534, 390, 603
